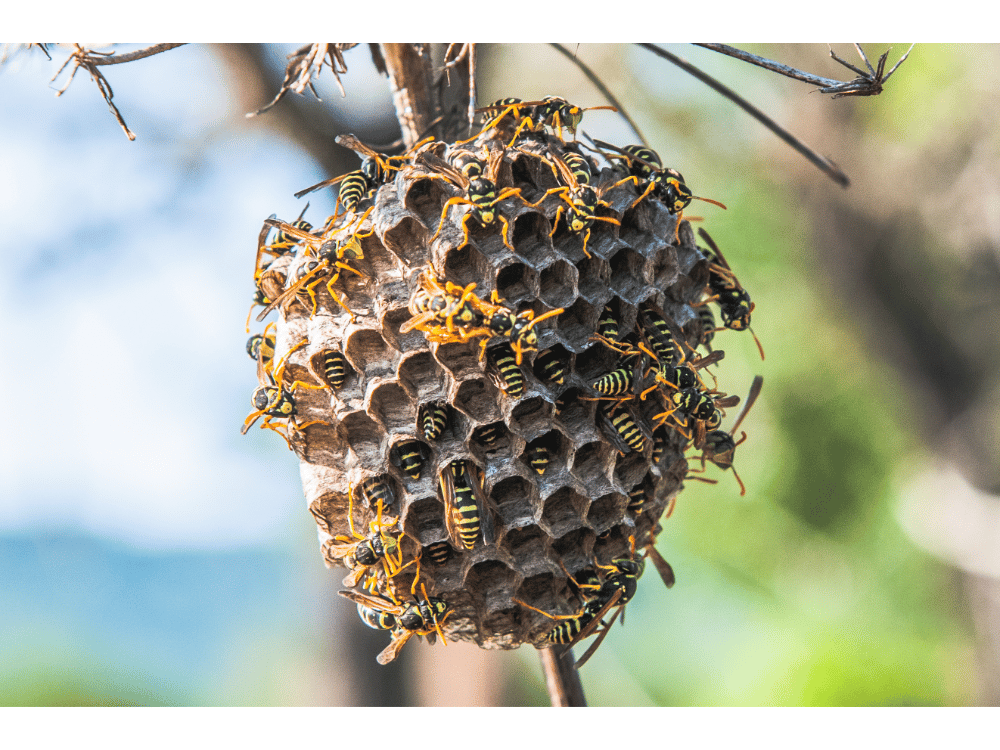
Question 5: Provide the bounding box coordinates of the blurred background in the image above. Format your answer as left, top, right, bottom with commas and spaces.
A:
2, 42, 998, 706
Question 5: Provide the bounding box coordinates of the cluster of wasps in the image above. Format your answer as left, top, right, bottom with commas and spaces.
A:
242, 94, 763, 666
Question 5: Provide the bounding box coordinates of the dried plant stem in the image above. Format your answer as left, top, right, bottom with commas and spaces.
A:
549, 43, 647, 147
695, 43, 845, 88
83, 43, 186, 66
381, 43, 436, 149
540, 648, 587, 707
638, 43, 850, 188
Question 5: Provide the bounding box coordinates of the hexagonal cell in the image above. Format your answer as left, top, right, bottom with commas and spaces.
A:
587, 491, 627, 532
381, 305, 423, 353
454, 378, 502, 424
521, 431, 564, 478
388, 437, 431, 484
345, 327, 398, 381
538, 259, 577, 310
402, 174, 450, 231
551, 527, 596, 572
570, 440, 612, 486
553, 387, 596, 437
496, 261, 537, 305
434, 338, 484, 382
575, 254, 612, 306
573, 340, 621, 383
508, 395, 552, 439
540, 485, 588, 538
532, 344, 569, 389
615, 447, 651, 489
593, 524, 634, 565
368, 382, 415, 434
510, 211, 551, 267
381, 215, 428, 268
490, 475, 535, 528
402, 495, 448, 541
397, 351, 446, 399
463, 559, 519, 612
553, 297, 598, 352
357, 232, 401, 280
441, 243, 491, 289
609, 247, 649, 299
338, 410, 383, 468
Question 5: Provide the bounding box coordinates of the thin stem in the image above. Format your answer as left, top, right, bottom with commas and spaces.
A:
381, 43, 435, 149
85, 43, 186, 66
694, 43, 843, 88
549, 43, 647, 147
638, 43, 850, 188
540, 647, 587, 706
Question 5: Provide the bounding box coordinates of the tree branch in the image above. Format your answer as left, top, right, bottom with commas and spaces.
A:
540, 648, 587, 707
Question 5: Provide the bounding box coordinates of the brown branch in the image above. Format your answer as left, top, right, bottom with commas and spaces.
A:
84, 43, 186, 66
638, 43, 850, 188
540, 648, 587, 706
549, 43, 647, 147
381, 44, 436, 149
50, 44, 141, 140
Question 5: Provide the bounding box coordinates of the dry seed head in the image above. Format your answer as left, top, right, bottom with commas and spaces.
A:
255, 129, 724, 653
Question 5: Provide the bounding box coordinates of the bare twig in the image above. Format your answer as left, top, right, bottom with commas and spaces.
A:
442, 43, 477, 133
50, 44, 144, 140
382, 43, 436, 149
248, 43, 359, 118
83, 43, 186, 66
697, 43, 914, 98
638, 43, 850, 188
549, 43, 647, 147
540, 648, 587, 707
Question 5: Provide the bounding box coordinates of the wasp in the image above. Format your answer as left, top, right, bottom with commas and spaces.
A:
527, 148, 620, 258
328, 484, 402, 589
246, 322, 276, 371
626, 483, 647, 516
294, 134, 423, 221
309, 348, 349, 390
523, 443, 551, 475
339, 588, 451, 665
440, 459, 495, 551
569, 556, 645, 668
599, 401, 648, 455
390, 439, 427, 480
359, 475, 395, 513
595, 303, 625, 343
696, 305, 717, 350
415, 144, 527, 251
253, 206, 311, 283
644, 542, 676, 591
533, 347, 567, 385
697, 228, 764, 360
401, 272, 562, 364
255, 214, 372, 323
418, 401, 448, 441
463, 97, 617, 147
246, 267, 287, 333
474, 422, 504, 446
241, 337, 327, 450
691, 375, 763, 496
424, 541, 452, 566
487, 342, 524, 398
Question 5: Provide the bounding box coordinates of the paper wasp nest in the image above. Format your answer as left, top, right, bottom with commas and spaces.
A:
247, 116, 751, 660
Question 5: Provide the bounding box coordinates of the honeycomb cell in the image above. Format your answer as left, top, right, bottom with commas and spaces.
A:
440, 243, 491, 290
496, 261, 537, 305
338, 410, 384, 469
521, 430, 564, 477
504, 525, 553, 577
381, 305, 422, 352
540, 485, 588, 538
575, 254, 612, 306
402, 494, 448, 541
345, 327, 398, 381
538, 259, 577, 310
609, 247, 649, 299
368, 382, 415, 435
451, 379, 502, 428
402, 174, 450, 231
531, 344, 570, 389
587, 491, 628, 533
435, 339, 485, 382
489, 474, 536, 529
573, 340, 621, 383
553, 297, 598, 352
508, 396, 552, 439
510, 211, 551, 267
551, 527, 596, 572
615, 446, 652, 489
463, 559, 519, 613
397, 351, 447, 399
381, 215, 429, 268
570, 440, 613, 487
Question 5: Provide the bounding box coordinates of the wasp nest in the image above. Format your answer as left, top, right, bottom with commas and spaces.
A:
244, 98, 758, 665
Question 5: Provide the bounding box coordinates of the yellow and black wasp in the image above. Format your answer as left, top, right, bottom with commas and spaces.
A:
462, 96, 617, 147
245, 322, 276, 371
254, 212, 371, 323
400, 272, 562, 364
312, 348, 350, 390
415, 143, 527, 251
246, 267, 287, 333
533, 347, 567, 385
339, 587, 451, 665
423, 540, 452, 566
253, 205, 311, 284
417, 401, 448, 441
690, 375, 763, 496
487, 342, 524, 398
439, 459, 496, 551
241, 335, 327, 450
390, 439, 427, 481
294, 134, 427, 222
527, 147, 620, 258
523, 443, 551, 475
599, 401, 649, 455
697, 228, 764, 361
328, 484, 403, 590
